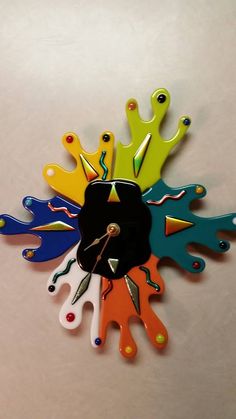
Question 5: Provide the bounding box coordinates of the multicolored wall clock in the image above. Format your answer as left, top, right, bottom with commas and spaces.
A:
1, 88, 235, 359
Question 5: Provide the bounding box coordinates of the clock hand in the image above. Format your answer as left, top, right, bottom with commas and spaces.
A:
84, 223, 121, 251
91, 223, 121, 273
72, 222, 121, 305
84, 232, 109, 251
71, 234, 113, 306
91, 234, 111, 273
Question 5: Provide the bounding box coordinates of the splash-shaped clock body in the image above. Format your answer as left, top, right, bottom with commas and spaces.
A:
2, 87, 236, 360
77, 180, 152, 279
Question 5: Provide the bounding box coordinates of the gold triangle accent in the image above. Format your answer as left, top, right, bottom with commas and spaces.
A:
133, 133, 152, 178
71, 273, 92, 305
80, 154, 99, 182
31, 221, 75, 231
165, 216, 194, 236
108, 258, 119, 273
124, 275, 140, 315
107, 183, 120, 203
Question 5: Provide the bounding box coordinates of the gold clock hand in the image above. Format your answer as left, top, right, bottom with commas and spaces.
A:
91, 234, 111, 273
71, 223, 120, 305
71, 234, 111, 305
84, 223, 121, 251
71, 233, 112, 305
84, 232, 108, 251
90, 222, 121, 273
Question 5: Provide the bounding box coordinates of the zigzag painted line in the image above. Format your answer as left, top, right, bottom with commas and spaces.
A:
52, 258, 76, 284
48, 202, 78, 218
146, 190, 186, 206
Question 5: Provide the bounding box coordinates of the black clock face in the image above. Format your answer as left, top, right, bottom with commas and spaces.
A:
77, 180, 152, 279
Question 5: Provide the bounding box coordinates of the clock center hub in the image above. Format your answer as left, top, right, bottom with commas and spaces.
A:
107, 223, 120, 237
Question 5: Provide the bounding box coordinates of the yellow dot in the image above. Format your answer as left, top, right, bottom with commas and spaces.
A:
0, 218, 6, 228
125, 346, 133, 354
26, 250, 35, 259
195, 185, 204, 194
155, 333, 166, 344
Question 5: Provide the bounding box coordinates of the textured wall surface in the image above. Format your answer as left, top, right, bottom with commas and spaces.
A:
0, 1, 235, 418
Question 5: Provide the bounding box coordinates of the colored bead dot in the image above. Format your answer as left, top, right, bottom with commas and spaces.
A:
46, 168, 55, 177
183, 118, 191, 126
48, 285, 55, 293
232, 217, 236, 225
66, 312, 75, 322
195, 185, 204, 194
66, 135, 74, 143
95, 337, 102, 346
192, 261, 201, 270
155, 333, 166, 344
102, 133, 110, 142
0, 218, 6, 228
219, 241, 228, 250
25, 198, 32, 207
128, 101, 137, 111
125, 346, 133, 354
26, 250, 35, 259
157, 94, 166, 103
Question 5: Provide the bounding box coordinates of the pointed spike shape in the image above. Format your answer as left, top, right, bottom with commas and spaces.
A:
108, 258, 119, 273
80, 154, 99, 181
107, 183, 120, 203
133, 133, 152, 177
165, 216, 194, 236
30, 221, 75, 231
124, 274, 140, 315
71, 272, 92, 305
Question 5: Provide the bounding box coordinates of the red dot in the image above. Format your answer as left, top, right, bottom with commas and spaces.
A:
66, 135, 74, 143
128, 102, 136, 111
192, 261, 200, 270
66, 312, 75, 322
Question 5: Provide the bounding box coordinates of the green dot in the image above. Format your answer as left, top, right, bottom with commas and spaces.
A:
155, 333, 166, 344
